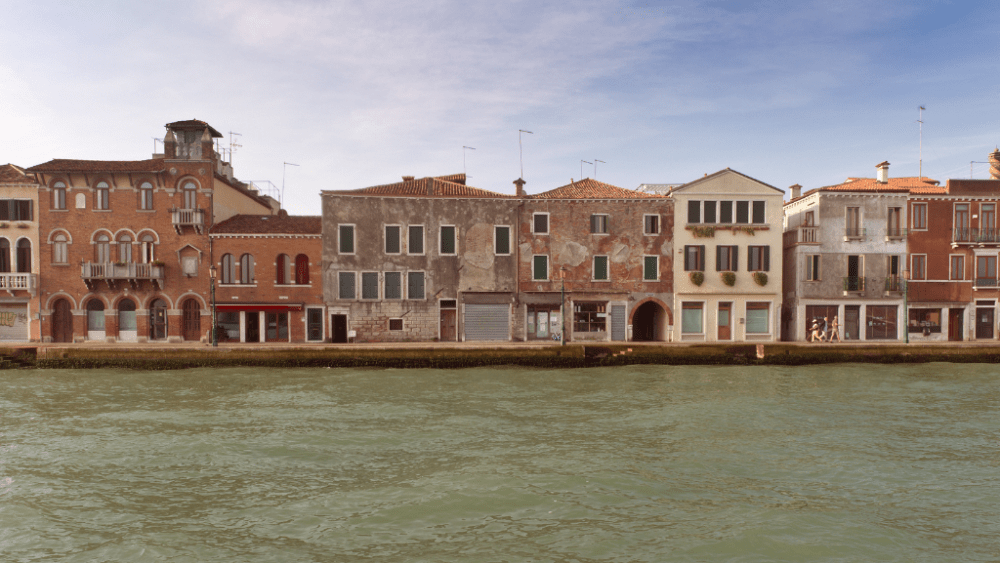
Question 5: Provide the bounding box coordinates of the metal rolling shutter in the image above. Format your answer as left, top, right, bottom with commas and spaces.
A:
464, 304, 510, 341
611, 305, 626, 341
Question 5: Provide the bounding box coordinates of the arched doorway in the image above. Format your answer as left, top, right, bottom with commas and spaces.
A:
149, 299, 168, 340
51, 298, 73, 343
118, 299, 137, 342
632, 301, 669, 342
182, 298, 201, 341
86, 299, 106, 341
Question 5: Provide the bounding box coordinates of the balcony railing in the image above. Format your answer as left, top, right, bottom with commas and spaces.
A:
884, 276, 905, 292
0, 273, 37, 295
843, 276, 865, 292
954, 228, 1000, 244
82, 262, 164, 290
784, 227, 819, 248
975, 277, 999, 288
845, 227, 866, 239
885, 227, 906, 239
171, 208, 206, 234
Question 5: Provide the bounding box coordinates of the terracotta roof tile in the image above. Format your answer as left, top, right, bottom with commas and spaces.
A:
332, 175, 513, 198
0, 164, 38, 184
820, 176, 943, 193
211, 214, 321, 235
26, 158, 167, 173
527, 178, 666, 199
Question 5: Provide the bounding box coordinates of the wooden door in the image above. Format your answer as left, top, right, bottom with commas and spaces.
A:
331, 314, 348, 343
949, 309, 964, 341
149, 299, 167, 340
440, 309, 457, 341
717, 302, 731, 340
844, 306, 860, 340
52, 298, 73, 343
976, 308, 994, 339
246, 312, 260, 342
182, 299, 201, 341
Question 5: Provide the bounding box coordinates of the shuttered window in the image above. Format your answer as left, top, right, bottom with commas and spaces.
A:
338, 272, 356, 299
384, 272, 402, 299
533, 256, 548, 280
495, 226, 510, 255
385, 226, 401, 254
684, 245, 705, 271
407, 272, 425, 299
593, 256, 608, 280
643, 256, 658, 281
408, 226, 424, 254
361, 272, 379, 299
748, 246, 770, 271
716, 245, 738, 271
339, 225, 355, 254
440, 226, 456, 254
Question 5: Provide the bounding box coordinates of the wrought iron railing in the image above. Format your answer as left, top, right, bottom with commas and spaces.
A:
954, 228, 1000, 243
975, 277, 999, 287
885, 227, 906, 238
845, 227, 865, 238
843, 276, 865, 292
884, 276, 905, 292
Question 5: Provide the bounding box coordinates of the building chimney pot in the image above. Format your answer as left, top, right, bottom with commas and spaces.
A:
402, 175, 415, 182
876, 161, 890, 183
789, 184, 801, 200
513, 178, 526, 197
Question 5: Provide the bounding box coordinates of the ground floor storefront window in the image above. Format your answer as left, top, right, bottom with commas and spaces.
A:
526, 306, 560, 340
745, 302, 770, 335
805, 305, 839, 340
908, 308, 941, 336
217, 312, 240, 342
681, 302, 703, 334
866, 305, 898, 340
573, 302, 607, 333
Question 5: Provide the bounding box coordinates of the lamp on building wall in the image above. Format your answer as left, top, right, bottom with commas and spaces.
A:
903, 268, 910, 344
209, 264, 218, 347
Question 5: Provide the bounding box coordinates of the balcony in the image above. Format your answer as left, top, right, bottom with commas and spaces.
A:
974, 277, 999, 288
82, 262, 164, 290
171, 208, 206, 234
783, 227, 819, 248
844, 227, 866, 241
953, 228, 1000, 246
884, 276, 905, 293
0, 273, 37, 296
885, 227, 906, 241
843, 276, 865, 294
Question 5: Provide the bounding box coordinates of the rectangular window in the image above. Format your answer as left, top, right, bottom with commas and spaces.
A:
306, 308, 323, 341
681, 303, 703, 334
643, 256, 658, 281
495, 226, 511, 255
684, 245, 705, 271
407, 271, 425, 299
950, 255, 965, 281
887, 255, 900, 277
806, 255, 820, 281
748, 246, 770, 271
909, 308, 942, 334
389, 318, 404, 331
338, 272, 356, 299
440, 226, 456, 255
384, 271, 402, 299
0, 200, 33, 221
846, 207, 861, 237
384, 225, 401, 254
719, 201, 733, 223
54, 187, 66, 210
887, 207, 902, 237
866, 305, 898, 340
573, 302, 607, 333
644, 215, 660, 235
96, 188, 109, 210
361, 272, 379, 300
982, 203, 996, 235
408, 225, 424, 255
533, 213, 549, 234
533, 255, 548, 280
752, 201, 765, 224
140, 188, 153, 210
911, 255, 926, 280
704, 201, 717, 223
746, 303, 769, 334
339, 225, 355, 254
912, 203, 927, 230
687, 200, 701, 224
590, 214, 609, 234
593, 255, 609, 281
976, 256, 996, 286
716, 245, 738, 271
736, 201, 749, 224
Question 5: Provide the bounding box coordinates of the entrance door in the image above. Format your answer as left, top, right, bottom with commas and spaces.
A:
844, 305, 860, 340
265, 312, 288, 342
246, 312, 260, 342
949, 308, 964, 341
976, 308, 994, 339
440, 309, 457, 341
118, 300, 137, 342
717, 302, 732, 340
149, 299, 167, 340
331, 314, 348, 343
846, 256, 862, 291
52, 298, 73, 343
182, 299, 201, 341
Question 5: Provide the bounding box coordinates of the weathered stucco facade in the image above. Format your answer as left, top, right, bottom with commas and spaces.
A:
0, 164, 41, 342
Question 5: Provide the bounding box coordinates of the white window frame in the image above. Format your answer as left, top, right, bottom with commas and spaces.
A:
52, 232, 69, 264
494, 225, 511, 255
52, 182, 67, 210
384, 224, 402, 255
593, 255, 609, 281
949, 253, 965, 281
360, 271, 380, 300
532, 212, 550, 235
643, 214, 660, 235
439, 225, 457, 255
910, 254, 927, 281
681, 301, 705, 335
407, 224, 425, 256
407, 270, 426, 300
745, 301, 771, 335
95, 182, 110, 211
643, 255, 659, 281
532, 255, 549, 281
383, 271, 403, 300
806, 254, 820, 281
338, 224, 356, 255
338, 271, 357, 300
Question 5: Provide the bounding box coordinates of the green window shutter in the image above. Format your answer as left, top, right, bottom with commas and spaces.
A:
764, 246, 770, 271
408, 226, 424, 254
385, 226, 400, 254
339, 226, 354, 253
698, 246, 705, 271
644, 256, 657, 280
533, 256, 547, 280
594, 256, 608, 280
440, 226, 456, 254
716, 246, 722, 271
495, 226, 510, 254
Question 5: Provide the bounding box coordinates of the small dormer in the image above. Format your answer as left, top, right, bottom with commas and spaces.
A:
163, 119, 223, 161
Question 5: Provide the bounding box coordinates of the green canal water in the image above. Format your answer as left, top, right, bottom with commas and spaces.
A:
1, 364, 999, 562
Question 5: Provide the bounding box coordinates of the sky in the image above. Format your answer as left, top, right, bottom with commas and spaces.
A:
2, 0, 998, 215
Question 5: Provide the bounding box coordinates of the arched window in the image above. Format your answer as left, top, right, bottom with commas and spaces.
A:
276, 254, 290, 284
95, 234, 111, 263
0, 239, 9, 273
183, 181, 197, 209
16, 239, 30, 273
53, 233, 68, 264
118, 234, 132, 263
86, 299, 105, 332
295, 254, 309, 285
139, 182, 154, 210
239, 254, 255, 284
140, 234, 155, 263
53, 181, 67, 210
221, 254, 235, 284
95, 181, 110, 210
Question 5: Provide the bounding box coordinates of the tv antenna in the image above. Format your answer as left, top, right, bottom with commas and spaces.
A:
594, 159, 605, 178
519, 129, 533, 179
917, 106, 925, 178
282, 162, 299, 206
228, 131, 242, 164
152, 137, 163, 154
580, 160, 592, 179
463, 146, 476, 178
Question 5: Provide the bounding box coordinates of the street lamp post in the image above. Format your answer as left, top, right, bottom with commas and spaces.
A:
560, 267, 567, 346
210, 264, 218, 347
903, 268, 910, 344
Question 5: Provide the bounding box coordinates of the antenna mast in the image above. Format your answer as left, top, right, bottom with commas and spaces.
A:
594, 159, 605, 178
463, 146, 476, 178
917, 106, 925, 179
282, 162, 299, 207
228, 131, 242, 164
580, 160, 592, 179
519, 130, 533, 179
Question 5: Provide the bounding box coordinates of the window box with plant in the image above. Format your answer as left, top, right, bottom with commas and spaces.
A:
752, 271, 768, 287
690, 271, 705, 286
721, 271, 736, 286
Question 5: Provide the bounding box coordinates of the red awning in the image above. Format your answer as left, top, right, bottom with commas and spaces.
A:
216, 304, 304, 312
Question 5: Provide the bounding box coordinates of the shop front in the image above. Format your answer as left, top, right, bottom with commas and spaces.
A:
215, 304, 303, 343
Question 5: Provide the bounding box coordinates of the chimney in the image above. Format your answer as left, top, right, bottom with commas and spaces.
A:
427, 178, 434, 197
402, 175, 415, 182
789, 184, 801, 200
990, 148, 1000, 180
876, 161, 890, 183
163, 130, 177, 159
513, 178, 526, 197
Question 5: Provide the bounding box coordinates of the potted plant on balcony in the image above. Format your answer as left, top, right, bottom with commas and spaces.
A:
721, 271, 736, 286
752, 271, 768, 287
690, 271, 705, 286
